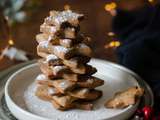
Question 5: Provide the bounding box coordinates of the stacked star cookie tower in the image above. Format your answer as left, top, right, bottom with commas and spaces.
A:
35, 9, 104, 110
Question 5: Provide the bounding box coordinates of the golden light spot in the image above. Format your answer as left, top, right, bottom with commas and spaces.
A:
8, 39, 14, 45
105, 2, 117, 11
115, 41, 121, 47
110, 41, 115, 47
108, 32, 115, 37
105, 41, 121, 48
64, 4, 71, 10
148, 0, 154, 2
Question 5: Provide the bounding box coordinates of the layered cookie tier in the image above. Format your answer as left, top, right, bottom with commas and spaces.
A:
35, 9, 104, 110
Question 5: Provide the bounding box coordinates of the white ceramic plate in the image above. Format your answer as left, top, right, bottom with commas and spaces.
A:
5, 59, 141, 120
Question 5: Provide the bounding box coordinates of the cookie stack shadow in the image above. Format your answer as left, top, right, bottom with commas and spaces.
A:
35, 9, 104, 111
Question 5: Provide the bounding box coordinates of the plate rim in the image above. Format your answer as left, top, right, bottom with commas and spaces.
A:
5, 63, 51, 120
93, 59, 154, 107
4, 59, 154, 120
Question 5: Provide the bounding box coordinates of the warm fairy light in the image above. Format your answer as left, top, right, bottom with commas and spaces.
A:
105, 2, 117, 11
108, 32, 115, 37
8, 39, 14, 45
148, 0, 154, 3
114, 41, 120, 47
105, 41, 121, 48
64, 4, 71, 10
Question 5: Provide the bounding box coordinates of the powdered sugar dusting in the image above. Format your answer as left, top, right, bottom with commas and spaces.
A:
51, 66, 66, 75
61, 39, 71, 45
81, 88, 89, 94
39, 41, 49, 48
41, 24, 57, 34
50, 26, 57, 33
50, 10, 83, 25
23, 80, 125, 120
58, 80, 71, 90
46, 54, 58, 62
87, 78, 94, 84
53, 45, 69, 53
36, 74, 46, 81
45, 16, 52, 22
47, 36, 52, 42
48, 87, 56, 95
77, 43, 91, 56
77, 43, 89, 49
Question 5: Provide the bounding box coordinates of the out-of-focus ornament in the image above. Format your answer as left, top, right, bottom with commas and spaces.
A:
133, 109, 144, 120
142, 106, 154, 120
0, 0, 27, 24
0, 0, 42, 24
0, 46, 29, 61
132, 106, 155, 120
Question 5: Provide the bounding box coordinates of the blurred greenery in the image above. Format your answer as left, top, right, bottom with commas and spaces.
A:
0, 0, 42, 24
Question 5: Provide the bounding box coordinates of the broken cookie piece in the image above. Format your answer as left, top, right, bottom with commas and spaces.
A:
104, 86, 144, 109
